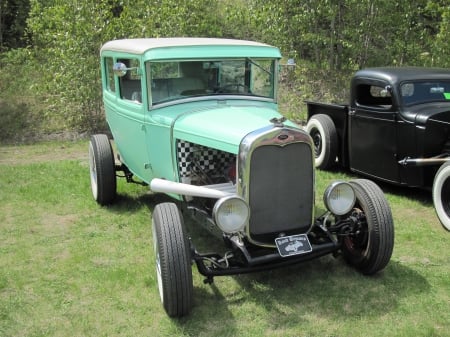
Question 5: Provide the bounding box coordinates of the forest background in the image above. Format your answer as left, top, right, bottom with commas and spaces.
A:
1, 0, 450, 143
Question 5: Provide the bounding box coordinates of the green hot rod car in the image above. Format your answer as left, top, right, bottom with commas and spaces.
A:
90, 38, 394, 317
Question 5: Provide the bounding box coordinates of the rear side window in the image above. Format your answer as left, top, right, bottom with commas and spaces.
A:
355, 84, 392, 109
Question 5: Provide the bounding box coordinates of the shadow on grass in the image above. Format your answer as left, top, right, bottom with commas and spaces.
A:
235, 258, 428, 315
378, 181, 433, 206
184, 253, 429, 333
105, 191, 171, 214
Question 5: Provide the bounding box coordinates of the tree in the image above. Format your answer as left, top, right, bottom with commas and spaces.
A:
427, 1, 450, 67
247, 0, 441, 70
0, 0, 30, 50
26, 0, 224, 131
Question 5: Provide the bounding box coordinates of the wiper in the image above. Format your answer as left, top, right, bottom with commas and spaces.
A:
246, 58, 272, 77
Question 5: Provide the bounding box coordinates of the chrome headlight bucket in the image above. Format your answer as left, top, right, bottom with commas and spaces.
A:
323, 182, 356, 216
213, 196, 250, 234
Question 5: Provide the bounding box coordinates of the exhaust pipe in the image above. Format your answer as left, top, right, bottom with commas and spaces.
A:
398, 156, 450, 167
150, 178, 232, 199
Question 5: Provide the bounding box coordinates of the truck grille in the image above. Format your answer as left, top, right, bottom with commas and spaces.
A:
246, 139, 314, 245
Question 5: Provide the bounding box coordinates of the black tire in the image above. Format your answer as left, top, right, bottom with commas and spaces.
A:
152, 203, 193, 317
88, 134, 117, 205
432, 161, 450, 231
342, 179, 394, 275
305, 114, 338, 170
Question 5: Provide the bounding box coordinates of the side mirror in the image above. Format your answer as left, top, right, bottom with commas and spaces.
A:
113, 62, 140, 77
279, 58, 296, 68
113, 62, 128, 77
380, 85, 392, 97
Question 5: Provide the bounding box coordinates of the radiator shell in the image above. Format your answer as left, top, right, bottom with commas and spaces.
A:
238, 126, 315, 246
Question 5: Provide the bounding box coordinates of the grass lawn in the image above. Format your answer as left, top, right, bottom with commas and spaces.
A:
0, 141, 449, 337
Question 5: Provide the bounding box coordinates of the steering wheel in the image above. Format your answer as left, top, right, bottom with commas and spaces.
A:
216, 83, 250, 94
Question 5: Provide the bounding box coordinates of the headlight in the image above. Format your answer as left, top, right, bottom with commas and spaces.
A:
323, 182, 356, 215
213, 196, 250, 233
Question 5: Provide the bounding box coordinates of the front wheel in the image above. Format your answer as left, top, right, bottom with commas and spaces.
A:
152, 203, 193, 317
305, 114, 338, 170
432, 161, 450, 231
342, 179, 394, 275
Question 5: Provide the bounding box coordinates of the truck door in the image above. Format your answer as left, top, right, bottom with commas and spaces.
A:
348, 80, 400, 183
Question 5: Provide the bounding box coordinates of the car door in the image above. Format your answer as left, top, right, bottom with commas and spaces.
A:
348, 79, 400, 183
104, 56, 149, 181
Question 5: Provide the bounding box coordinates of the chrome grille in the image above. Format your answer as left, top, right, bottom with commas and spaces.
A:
248, 141, 314, 244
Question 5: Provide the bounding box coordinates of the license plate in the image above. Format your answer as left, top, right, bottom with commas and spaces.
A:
275, 234, 312, 257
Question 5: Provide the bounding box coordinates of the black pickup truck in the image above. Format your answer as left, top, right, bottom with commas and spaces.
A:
305, 67, 450, 231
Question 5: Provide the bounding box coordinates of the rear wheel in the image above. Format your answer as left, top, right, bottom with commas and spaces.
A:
89, 134, 117, 205
152, 202, 193, 317
342, 179, 394, 275
305, 114, 338, 169
432, 161, 450, 231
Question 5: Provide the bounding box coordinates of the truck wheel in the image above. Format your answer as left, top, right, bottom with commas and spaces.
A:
152, 202, 193, 317
89, 134, 117, 205
432, 161, 450, 231
342, 179, 394, 275
305, 114, 338, 169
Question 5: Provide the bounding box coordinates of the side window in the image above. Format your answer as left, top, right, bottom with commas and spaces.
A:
105, 57, 115, 92
118, 58, 142, 103
355, 84, 392, 109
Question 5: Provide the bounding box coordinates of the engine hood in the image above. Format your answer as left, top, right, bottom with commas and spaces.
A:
170, 103, 297, 153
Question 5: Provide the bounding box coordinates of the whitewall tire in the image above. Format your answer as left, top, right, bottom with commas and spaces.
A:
305, 114, 338, 169
432, 161, 450, 231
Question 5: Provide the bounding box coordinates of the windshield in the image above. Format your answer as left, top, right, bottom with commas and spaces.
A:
146, 58, 276, 106
400, 81, 450, 106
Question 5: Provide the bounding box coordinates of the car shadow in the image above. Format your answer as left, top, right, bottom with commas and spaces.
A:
378, 181, 433, 207
105, 190, 172, 214
183, 253, 429, 333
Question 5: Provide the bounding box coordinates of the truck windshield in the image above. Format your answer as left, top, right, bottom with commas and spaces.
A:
400, 81, 450, 106
147, 58, 276, 106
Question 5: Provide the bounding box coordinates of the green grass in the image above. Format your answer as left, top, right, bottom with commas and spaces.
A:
0, 141, 449, 337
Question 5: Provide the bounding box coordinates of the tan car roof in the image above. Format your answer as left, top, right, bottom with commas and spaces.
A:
101, 37, 273, 55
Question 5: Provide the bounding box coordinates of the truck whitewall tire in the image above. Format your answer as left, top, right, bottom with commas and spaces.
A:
305, 114, 338, 170
432, 161, 450, 231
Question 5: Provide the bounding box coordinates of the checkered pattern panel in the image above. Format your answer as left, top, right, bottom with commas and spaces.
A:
177, 140, 235, 178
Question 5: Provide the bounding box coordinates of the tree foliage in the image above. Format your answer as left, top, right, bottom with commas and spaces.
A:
247, 0, 447, 70
1, 0, 450, 140
25, 0, 223, 131
0, 0, 30, 50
